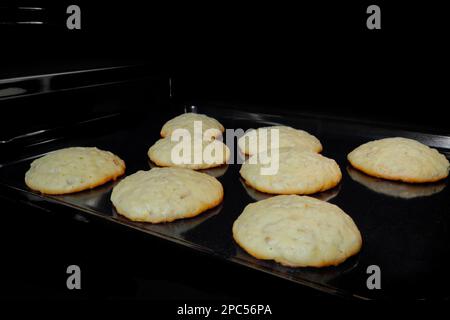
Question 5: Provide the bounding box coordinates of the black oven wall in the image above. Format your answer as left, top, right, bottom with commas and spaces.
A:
1, 2, 447, 133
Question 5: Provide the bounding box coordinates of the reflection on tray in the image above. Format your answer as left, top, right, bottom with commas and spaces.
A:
347, 166, 446, 199
111, 203, 223, 237
23, 178, 123, 212
148, 160, 229, 178
240, 178, 341, 202
232, 245, 359, 285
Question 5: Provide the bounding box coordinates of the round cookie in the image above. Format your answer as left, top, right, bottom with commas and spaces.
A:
232, 195, 362, 267
347, 137, 450, 183
240, 148, 341, 195
110, 167, 223, 223
25, 147, 125, 195
148, 137, 230, 170
238, 126, 322, 155
161, 113, 225, 140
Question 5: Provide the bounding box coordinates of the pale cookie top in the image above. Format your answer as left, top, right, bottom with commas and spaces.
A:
148, 137, 230, 170
160, 113, 225, 140
111, 167, 223, 223
347, 137, 450, 183
25, 147, 125, 195
240, 148, 341, 195
232, 195, 362, 267
238, 125, 322, 155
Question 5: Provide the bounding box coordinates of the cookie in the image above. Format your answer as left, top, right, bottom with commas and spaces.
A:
238, 126, 322, 155
232, 195, 362, 267
148, 137, 230, 170
110, 167, 223, 223
160, 113, 225, 140
240, 148, 341, 195
347, 137, 450, 183
25, 147, 125, 195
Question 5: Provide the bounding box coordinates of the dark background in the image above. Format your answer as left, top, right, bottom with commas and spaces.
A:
0, 0, 449, 306
1, 1, 448, 131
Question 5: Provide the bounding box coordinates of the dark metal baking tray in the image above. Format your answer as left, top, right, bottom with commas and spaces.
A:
1, 99, 449, 300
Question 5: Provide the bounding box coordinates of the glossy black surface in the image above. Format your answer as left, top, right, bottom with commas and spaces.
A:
1, 99, 449, 300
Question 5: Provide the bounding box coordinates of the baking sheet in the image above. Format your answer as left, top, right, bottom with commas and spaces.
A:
1, 103, 449, 300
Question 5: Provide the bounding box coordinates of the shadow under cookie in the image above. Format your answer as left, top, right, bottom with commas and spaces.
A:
148, 159, 229, 178
347, 165, 446, 199
240, 178, 341, 202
